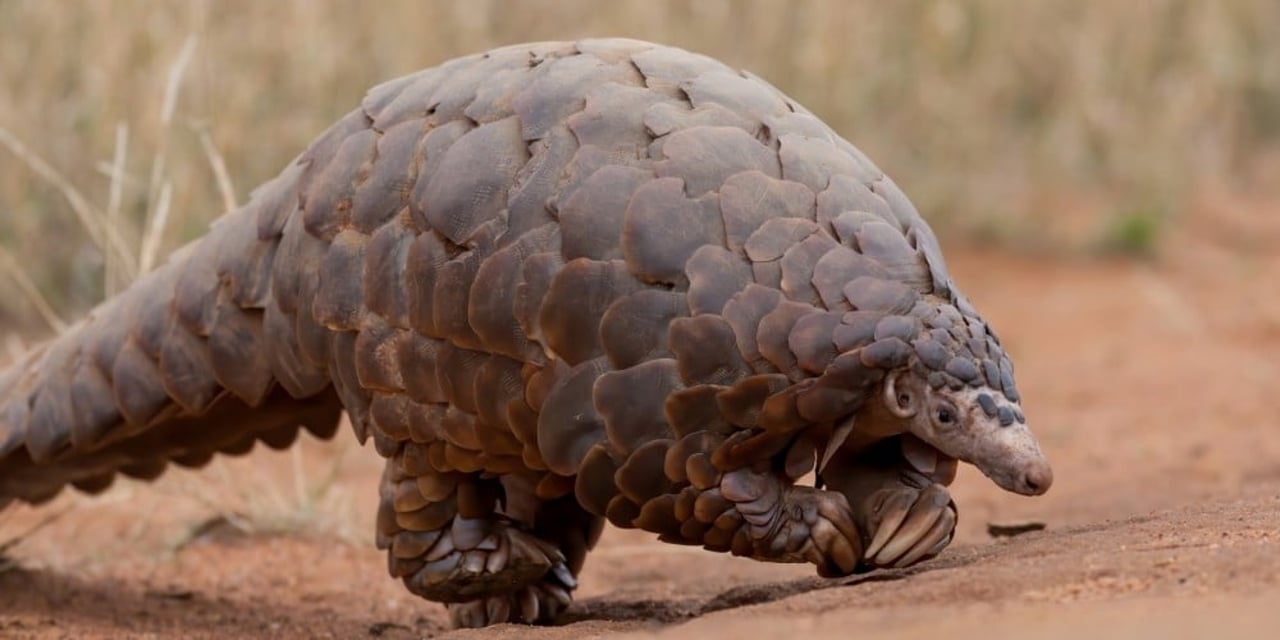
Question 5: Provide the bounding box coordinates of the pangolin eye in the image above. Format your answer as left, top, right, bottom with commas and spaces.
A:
936, 407, 955, 424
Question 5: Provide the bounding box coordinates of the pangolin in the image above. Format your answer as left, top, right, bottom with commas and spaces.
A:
0, 39, 1052, 628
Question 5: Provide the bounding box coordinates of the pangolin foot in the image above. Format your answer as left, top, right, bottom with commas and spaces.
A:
719, 469, 863, 577
400, 519, 576, 626
858, 482, 956, 569
782, 484, 864, 577
445, 571, 576, 628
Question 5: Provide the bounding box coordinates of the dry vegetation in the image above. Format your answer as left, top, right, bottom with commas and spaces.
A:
2, 0, 1279, 332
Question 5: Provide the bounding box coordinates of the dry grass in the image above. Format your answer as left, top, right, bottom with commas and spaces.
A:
1, 0, 1278, 326
0, 508, 68, 574
0, 432, 370, 572
159, 433, 368, 550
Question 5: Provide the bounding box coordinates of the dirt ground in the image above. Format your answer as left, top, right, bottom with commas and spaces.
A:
2, 199, 1280, 639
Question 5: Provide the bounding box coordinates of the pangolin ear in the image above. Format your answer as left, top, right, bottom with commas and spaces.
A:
883, 369, 917, 419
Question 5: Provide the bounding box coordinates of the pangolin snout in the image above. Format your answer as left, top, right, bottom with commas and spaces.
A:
1013, 459, 1053, 496
970, 423, 1054, 496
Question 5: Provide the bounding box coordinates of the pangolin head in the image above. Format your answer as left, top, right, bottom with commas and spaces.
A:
881, 300, 1053, 496
881, 369, 1053, 496
813, 283, 1053, 497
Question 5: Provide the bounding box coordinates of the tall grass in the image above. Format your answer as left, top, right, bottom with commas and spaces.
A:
1, 0, 1278, 331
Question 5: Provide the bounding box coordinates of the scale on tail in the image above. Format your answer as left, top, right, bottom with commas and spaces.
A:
0, 38, 1052, 628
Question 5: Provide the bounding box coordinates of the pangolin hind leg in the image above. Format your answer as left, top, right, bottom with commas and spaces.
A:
445, 487, 604, 628
376, 457, 601, 627
821, 435, 959, 569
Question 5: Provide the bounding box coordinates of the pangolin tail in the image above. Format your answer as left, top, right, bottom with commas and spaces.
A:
0, 136, 356, 506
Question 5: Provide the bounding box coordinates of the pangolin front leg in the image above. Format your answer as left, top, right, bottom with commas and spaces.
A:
577, 429, 863, 577
821, 436, 959, 569
707, 466, 862, 577
601, 430, 952, 575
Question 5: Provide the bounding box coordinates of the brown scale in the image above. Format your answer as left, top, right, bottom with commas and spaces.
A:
779, 133, 876, 191
787, 311, 845, 375
685, 245, 753, 316
364, 66, 453, 131
818, 176, 895, 233
206, 306, 274, 406
596, 358, 684, 455
615, 439, 676, 505
0, 40, 1033, 629
66, 361, 118, 449
470, 357, 526, 439
559, 166, 652, 262
598, 289, 688, 370
156, 323, 219, 414
314, 230, 370, 331
779, 228, 841, 307
535, 357, 611, 476
566, 83, 668, 151
513, 51, 641, 140
755, 299, 820, 377
352, 321, 406, 393
721, 286, 786, 374
654, 126, 779, 196
468, 223, 561, 361
556, 144, 651, 213
363, 221, 416, 328
715, 373, 791, 428
109, 340, 169, 430
431, 223, 503, 350
622, 177, 725, 286
829, 210, 891, 247
870, 176, 928, 234
719, 171, 816, 254
852, 221, 931, 291
683, 70, 791, 123
350, 120, 423, 235
170, 243, 222, 337
418, 117, 527, 245
629, 45, 726, 95
744, 217, 820, 266
539, 258, 646, 365
328, 330, 373, 441
302, 128, 379, 241
668, 315, 750, 386
642, 102, 757, 142
295, 109, 373, 213
262, 302, 328, 398
664, 385, 733, 438
811, 246, 889, 310
506, 125, 575, 242
284, 219, 335, 368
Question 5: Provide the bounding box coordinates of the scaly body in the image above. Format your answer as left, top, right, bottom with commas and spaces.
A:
0, 39, 1051, 628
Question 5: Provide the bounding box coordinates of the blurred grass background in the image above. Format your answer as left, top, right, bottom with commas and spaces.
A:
1, 0, 1279, 333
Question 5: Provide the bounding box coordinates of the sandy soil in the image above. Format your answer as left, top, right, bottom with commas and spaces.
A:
3, 209, 1280, 639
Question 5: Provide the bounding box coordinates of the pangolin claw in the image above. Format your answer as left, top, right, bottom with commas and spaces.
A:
438, 524, 579, 627
861, 483, 956, 569
445, 554, 578, 627
757, 485, 862, 577
407, 523, 564, 602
